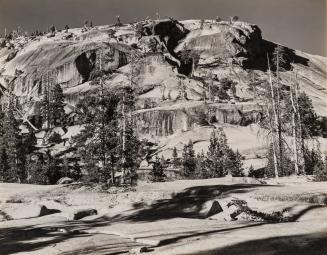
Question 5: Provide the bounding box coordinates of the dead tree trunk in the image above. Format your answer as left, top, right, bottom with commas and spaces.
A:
266, 105, 279, 177
276, 52, 283, 175
290, 85, 299, 175
267, 54, 279, 178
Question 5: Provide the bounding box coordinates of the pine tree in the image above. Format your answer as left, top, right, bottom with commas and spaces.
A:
181, 140, 197, 178
195, 151, 207, 178
160, 155, 167, 168
74, 89, 125, 184
122, 122, 141, 183
0, 108, 7, 180
265, 143, 278, 178
2, 105, 21, 182
313, 156, 327, 182
172, 147, 179, 168
303, 147, 322, 175
226, 149, 244, 177
119, 86, 141, 184
46, 152, 62, 184
28, 155, 48, 184
150, 156, 165, 182
70, 161, 82, 180
248, 165, 255, 177
206, 129, 226, 177
51, 84, 66, 127
40, 85, 51, 129
297, 92, 321, 137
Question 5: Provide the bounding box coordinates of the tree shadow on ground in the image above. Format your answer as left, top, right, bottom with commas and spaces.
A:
198, 230, 327, 255
0, 224, 90, 255
105, 184, 275, 222
1, 183, 325, 255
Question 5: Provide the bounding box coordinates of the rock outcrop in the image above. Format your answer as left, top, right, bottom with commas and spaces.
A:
0, 18, 326, 155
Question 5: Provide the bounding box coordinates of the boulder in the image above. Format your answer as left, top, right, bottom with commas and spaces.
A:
68, 208, 98, 220
39, 205, 61, 216
129, 247, 151, 254
199, 200, 223, 218
57, 177, 74, 184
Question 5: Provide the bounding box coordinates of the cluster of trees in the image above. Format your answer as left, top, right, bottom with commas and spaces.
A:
0, 82, 80, 184
150, 128, 244, 182
0, 102, 28, 183
261, 45, 326, 180
33, 83, 66, 129
74, 76, 142, 185
0, 77, 143, 185
180, 128, 244, 179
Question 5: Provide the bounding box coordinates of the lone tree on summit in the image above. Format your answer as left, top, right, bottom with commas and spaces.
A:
230, 16, 239, 23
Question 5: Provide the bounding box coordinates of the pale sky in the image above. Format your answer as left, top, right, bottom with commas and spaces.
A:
0, 0, 326, 56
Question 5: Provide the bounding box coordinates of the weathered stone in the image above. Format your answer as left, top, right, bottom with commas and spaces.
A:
129, 246, 150, 254
69, 209, 98, 220
57, 177, 74, 184
199, 200, 223, 218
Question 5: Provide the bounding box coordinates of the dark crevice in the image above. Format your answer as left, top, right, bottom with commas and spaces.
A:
242, 40, 309, 72
75, 51, 97, 82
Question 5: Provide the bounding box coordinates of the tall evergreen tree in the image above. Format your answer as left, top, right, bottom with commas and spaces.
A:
0, 108, 7, 180
40, 85, 51, 129
74, 90, 121, 183
297, 92, 321, 137
195, 151, 208, 178
172, 147, 179, 168
2, 104, 22, 182
51, 84, 66, 127
181, 140, 197, 178
313, 156, 327, 182
206, 129, 228, 177
150, 155, 166, 182
225, 149, 244, 177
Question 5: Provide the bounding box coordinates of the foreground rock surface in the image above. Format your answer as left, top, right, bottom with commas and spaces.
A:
0, 204, 60, 220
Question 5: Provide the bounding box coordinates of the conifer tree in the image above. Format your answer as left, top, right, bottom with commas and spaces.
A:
28, 155, 48, 184
172, 147, 179, 168
195, 151, 208, 178
70, 161, 82, 180
248, 165, 255, 177
205, 128, 243, 178
2, 104, 21, 182
74, 90, 120, 183
181, 140, 197, 178
313, 156, 327, 182
0, 108, 7, 180
206, 129, 226, 177
226, 149, 244, 177
150, 155, 165, 182
51, 84, 66, 127
297, 92, 321, 137
40, 85, 51, 129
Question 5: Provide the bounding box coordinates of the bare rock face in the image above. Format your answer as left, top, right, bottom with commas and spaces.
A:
1, 18, 326, 155
134, 103, 263, 136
